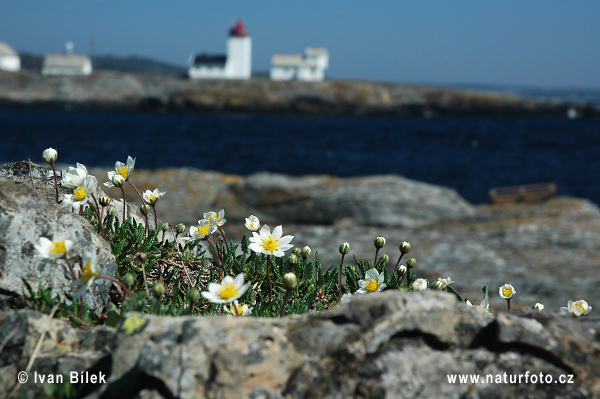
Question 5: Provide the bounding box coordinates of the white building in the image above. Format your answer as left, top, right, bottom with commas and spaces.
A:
0, 41, 21, 72
270, 47, 329, 82
42, 42, 92, 76
188, 21, 252, 80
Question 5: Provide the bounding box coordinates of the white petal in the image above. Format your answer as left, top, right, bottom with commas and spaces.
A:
272, 225, 283, 238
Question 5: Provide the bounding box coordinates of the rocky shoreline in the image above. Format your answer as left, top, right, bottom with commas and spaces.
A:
2, 70, 599, 115
1, 161, 599, 398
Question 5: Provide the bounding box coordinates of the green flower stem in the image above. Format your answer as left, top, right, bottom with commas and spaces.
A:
266, 255, 273, 300
90, 194, 105, 238
218, 226, 229, 252
338, 253, 346, 300
280, 289, 291, 317
50, 163, 59, 203
206, 237, 223, 280
151, 205, 158, 231
126, 179, 148, 236
99, 274, 133, 297
120, 186, 127, 226
373, 248, 380, 269
63, 258, 77, 281
392, 254, 406, 289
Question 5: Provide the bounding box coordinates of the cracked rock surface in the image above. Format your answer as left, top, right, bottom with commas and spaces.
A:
1, 291, 598, 398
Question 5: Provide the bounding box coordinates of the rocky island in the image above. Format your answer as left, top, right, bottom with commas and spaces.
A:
1, 69, 599, 116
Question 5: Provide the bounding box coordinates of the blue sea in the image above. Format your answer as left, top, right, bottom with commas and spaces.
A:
1, 107, 599, 205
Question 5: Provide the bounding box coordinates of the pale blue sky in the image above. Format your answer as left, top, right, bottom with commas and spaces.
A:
1, 0, 599, 88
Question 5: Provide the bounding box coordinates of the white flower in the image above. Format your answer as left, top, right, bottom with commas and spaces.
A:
61, 163, 88, 189
204, 209, 226, 227
412, 278, 428, 291
104, 156, 135, 187
433, 277, 453, 290
42, 148, 58, 164
202, 273, 250, 304
72, 251, 100, 298
248, 225, 294, 257
245, 215, 260, 232
499, 283, 516, 299
356, 268, 386, 294
466, 299, 491, 312
533, 303, 544, 311
223, 300, 252, 316
62, 177, 94, 211
143, 188, 165, 205
561, 299, 592, 317
185, 218, 218, 241
34, 237, 73, 260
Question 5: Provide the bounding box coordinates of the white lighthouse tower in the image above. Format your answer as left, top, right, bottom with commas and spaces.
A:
225, 21, 252, 79
188, 20, 252, 80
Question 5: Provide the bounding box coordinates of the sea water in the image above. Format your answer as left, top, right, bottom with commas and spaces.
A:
1, 107, 599, 205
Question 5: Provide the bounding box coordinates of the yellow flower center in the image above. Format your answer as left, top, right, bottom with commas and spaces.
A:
49, 241, 67, 255
73, 186, 89, 201
230, 302, 243, 315
196, 223, 210, 236
117, 165, 129, 179
574, 303, 586, 313
262, 236, 278, 253
502, 287, 513, 297
80, 260, 95, 284
364, 278, 379, 292
219, 282, 238, 300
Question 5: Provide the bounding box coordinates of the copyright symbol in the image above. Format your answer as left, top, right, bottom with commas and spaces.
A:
17, 371, 28, 383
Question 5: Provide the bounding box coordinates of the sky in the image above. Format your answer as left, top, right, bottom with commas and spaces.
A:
1, 1, 599, 89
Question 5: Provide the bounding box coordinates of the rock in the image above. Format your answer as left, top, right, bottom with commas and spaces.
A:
2, 71, 599, 116
117, 168, 475, 229
0, 291, 598, 398
0, 162, 117, 306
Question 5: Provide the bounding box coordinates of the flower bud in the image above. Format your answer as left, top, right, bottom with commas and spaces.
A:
140, 204, 151, 216
400, 241, 411, 254
374, 236, 386, 249
379, 253, 389, 264
188, 288, 200, 304
533, 302, 544, 311
107, 204, 117, 217
99, 196, 111, 207
161, 222, 169, 232
406, 257, 417, 269
152, 281, 165, 299
283, 272, 298, 290
301, 246, 311, 259
111, 174, 125, 188
176, 223, 186, 234
339, 242, 350, 255
42, 147, 58, 164
293, 247, 302, 257
122, 273, 135, 289
397, 265, 407, 276
288, 253, 298, 265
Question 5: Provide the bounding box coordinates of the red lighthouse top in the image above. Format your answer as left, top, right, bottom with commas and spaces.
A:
229, 21, 248, 37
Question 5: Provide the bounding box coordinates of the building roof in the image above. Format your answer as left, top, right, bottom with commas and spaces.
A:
0, 41, 18, 57
271, 54, 305, 67
43, 53, 91, 69
191, 54, 227, 67
229, 21, 248, 38
305, 47, 328, 56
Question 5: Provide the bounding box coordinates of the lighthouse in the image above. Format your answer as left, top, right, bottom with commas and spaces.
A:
226, 21, 252, 79
188, 21, 252, 80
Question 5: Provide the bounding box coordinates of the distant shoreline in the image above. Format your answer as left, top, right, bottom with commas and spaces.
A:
1, 70, 599, 116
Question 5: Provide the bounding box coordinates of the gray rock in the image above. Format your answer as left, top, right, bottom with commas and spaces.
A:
0, 291, 598, 398
0, 164, 116, 307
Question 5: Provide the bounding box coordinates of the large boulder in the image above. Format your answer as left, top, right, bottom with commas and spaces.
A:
0, 163, 116, 307
121, 168, 475, 229
0, 291, 598, 398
